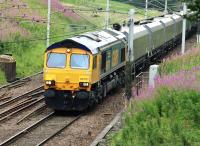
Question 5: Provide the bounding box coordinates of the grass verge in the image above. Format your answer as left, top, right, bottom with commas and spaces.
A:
110, 47, 200, 146
160, 48, 200, 75
111, 87, 200, 146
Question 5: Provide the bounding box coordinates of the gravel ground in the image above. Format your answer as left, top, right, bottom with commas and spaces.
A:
0, 103, 52, 143
0, 73, 45, 143
0, 74, 43, 102
11, 114, 76, 146
43, 89, 125, 146
0, 74, 125, 146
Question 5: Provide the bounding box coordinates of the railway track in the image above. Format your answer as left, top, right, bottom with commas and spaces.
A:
0, 85, 43, 107
0, 71, 43, 91
0, 86, 44, 123
0, 97, 44, 123
0, 112, 82, 146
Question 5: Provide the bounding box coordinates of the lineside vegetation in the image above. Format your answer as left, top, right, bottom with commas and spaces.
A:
110, 47, 200, 146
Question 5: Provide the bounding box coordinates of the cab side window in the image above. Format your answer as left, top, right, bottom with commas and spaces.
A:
93, 56, 97, 69
101, 52, 106, 73
121, 48, 125, 62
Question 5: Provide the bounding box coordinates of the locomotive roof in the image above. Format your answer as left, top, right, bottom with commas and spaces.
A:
46, 29, 126, 54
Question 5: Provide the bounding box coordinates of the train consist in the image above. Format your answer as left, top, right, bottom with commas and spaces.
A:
43, 12, 196, 111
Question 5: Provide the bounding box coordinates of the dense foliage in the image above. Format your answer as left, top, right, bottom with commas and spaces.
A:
181, 0, 200, 38
111, 87, 200, 146
110, 47, 200, 146
181, 0, 200, 18
160, 48, 200, 75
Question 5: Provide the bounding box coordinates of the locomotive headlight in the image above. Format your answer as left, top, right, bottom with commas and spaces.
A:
79, 82, 89, 87
45, 80, 55, 86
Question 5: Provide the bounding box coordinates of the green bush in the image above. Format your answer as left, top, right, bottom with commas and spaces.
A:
110, 87, 200, 146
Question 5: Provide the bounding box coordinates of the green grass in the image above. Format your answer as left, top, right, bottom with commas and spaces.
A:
110, 87, 200, 146
110, 46, 200, 146
60, 0, 162, 26
160, 48, 200, 75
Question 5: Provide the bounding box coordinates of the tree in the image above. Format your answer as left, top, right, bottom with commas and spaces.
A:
181, 0, 200, 44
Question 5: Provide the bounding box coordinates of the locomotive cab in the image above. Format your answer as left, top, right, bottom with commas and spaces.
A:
43, 47, 93, 111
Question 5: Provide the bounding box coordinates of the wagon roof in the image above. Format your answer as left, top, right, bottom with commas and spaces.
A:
121, 13, 182, 39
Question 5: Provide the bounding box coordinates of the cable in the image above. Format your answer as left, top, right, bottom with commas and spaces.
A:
0, 0, 172, 45
0, 27, 99, 44
50, 7, 128, 15
148, 2, 165, 11
150, 0, 174, 12
0, 17, 129, 45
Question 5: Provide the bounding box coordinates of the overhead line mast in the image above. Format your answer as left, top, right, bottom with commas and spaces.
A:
181, 2, 187, 55
164, 0, 168, 14
145, 0, 148, 19
105, 0, 110, 29
125, 9, 135, 101
46, 0, 51, 47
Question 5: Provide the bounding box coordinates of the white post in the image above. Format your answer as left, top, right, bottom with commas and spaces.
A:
197, 17, 200, 45
128, 9, 135, 62
145, 0, 148, 19
149, 65, 159, 88
181, 3, 187, 55
164, 0, 168, 14
105, 0, 110, 29
46, 0, 51, 47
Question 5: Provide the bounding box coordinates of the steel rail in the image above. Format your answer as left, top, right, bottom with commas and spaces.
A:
0, 71, 43, 89
0, 85, 43, 108
0, 112, 55, 146
0, 96, 12, 102
30, 90, 44, 97
0, 97, 45, 123
0, 98, 37, 118
7, 81, 28, 89
36, 115, 82, 146
0, 92, 10, 100
0, 71, 43, 90
17, 103, 47, 124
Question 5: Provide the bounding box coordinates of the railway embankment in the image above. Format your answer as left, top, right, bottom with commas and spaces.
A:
106, 45, 200, 145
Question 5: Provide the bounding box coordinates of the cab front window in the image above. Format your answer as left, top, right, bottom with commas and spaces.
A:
71, 54, 89, 69
47, 53, 66, 68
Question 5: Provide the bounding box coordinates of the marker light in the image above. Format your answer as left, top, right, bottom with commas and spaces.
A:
45, 80, 55, 86
67, 49, 71, 53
